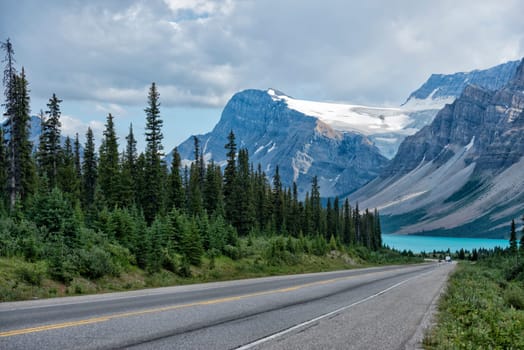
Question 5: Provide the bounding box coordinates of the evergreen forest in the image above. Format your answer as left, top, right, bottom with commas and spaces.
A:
0, 39, 394, 300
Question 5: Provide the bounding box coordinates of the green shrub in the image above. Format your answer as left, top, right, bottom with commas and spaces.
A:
16, 263, 45, 286
77, 247, 117, 280
504, 284, 524, 310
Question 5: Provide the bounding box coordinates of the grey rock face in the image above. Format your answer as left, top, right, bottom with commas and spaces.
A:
354, 58, 524, 238
172, 89, 388, 198
404, 60, 519, 103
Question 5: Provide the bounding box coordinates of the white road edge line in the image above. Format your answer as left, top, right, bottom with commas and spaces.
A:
236, 266, 439, 350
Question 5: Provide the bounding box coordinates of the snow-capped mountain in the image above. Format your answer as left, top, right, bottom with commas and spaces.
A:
266, 89, 424, 159
170, 59, 521, 208
171, 89, 389, 198
353, 58, 524, 238
402, 60, 519, 111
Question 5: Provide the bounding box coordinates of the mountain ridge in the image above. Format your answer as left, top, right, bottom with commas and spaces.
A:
353, 58, 524, 238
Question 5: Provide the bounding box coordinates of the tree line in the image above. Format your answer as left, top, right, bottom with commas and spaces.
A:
1, 39, 382, 281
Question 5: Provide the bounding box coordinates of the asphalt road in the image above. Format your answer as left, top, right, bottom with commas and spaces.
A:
0, 263, 454, 350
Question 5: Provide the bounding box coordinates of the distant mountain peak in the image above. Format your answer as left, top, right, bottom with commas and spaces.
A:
402, 60, 520, 111
353, 57, 524, 238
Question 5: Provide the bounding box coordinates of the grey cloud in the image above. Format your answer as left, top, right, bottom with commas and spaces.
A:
2, 0, 524, 109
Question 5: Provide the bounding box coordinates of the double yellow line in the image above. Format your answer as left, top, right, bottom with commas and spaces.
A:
0, 275, 353, 338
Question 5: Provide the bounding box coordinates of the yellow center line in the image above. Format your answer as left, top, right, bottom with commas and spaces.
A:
0, 273, 371, 338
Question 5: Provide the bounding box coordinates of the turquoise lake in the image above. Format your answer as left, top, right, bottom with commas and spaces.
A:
382, 234, 509, 253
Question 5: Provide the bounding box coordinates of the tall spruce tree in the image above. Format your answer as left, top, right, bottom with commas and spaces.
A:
168, 147, 184, 210
0, 128, 7, 207
143, 82, 164, 223
10, 68, 35, 204
272, 166, 284, 232
509, 219, 518, 253
2, 38, 17, 208
38, 93, 62, 188
235, 148, 255, 235
342, 198, 353, 245
203, 161, 222, 216
310, 176, 321, 235
520, 214, 524, 251
58, 136, 79, 200
120, 123, 138, 206
82, 127, 97, 209
73, 133, 81, 178
188, 163, 203, 216
98, 113, 119, 207
223, 130, 237, 223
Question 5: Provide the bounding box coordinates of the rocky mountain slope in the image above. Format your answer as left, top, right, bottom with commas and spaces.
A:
171, 59, 520, 210
353, 58, 524, 238
172, 89, 389, 198
402, 60, 519, 110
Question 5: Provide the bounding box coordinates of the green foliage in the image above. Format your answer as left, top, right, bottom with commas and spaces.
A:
143, 82, 164, 224
426, 255, 524, 349
15, 262, 45, 286
0, 61, 393, 301
98, 113, 120, 207
37, 94, 62, 188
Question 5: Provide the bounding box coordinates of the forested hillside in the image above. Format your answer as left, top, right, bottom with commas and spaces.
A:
1, 39, 388, 299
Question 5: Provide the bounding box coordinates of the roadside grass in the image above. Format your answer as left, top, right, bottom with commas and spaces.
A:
0, 236, 422, 302
424, 256, 524, 349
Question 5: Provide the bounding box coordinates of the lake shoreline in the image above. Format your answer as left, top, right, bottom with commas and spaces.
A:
382, 234, 509, 253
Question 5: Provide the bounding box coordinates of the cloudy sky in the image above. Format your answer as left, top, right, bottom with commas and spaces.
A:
1, 0, 523, 151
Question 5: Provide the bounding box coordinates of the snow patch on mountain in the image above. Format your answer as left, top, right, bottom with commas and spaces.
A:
401, 90, 455, 111
267, 88, 414, 136
266, 88, 420, 158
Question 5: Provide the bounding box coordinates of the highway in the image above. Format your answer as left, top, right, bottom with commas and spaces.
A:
0, 263, 454, 349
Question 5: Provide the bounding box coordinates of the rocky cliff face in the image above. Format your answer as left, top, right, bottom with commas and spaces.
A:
402, 60, 519, 110
172, 89, 388, 198
354, 58, 524, 238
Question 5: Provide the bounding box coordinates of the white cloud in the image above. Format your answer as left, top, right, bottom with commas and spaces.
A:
61, 115, 104, 143
95, 103, 127, 117
3, 0, 524, 110
163, 0, 234, 18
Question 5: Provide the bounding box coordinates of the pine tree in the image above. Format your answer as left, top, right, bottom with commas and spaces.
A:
203, 161, 222, 215
254, 164, 270, 231
373, 208, 382, 250
167, 147, 184, 210
333, 197, 340, 240
38, 93, 62, 188
521, 214, 524, 251
326, 198, 333, 239
9, 68, 35, 204
143, 82, 164, 223
98, 113, 119, 207
188, 161, 203, 216
287, 182, 299, 237
0, 128, 7, 207
310, 176, 321, 235
82, 127, 97, 209
235, 148, 255, 235
120, 123, 137, 206
272, 166, 284, 233
509, 219, 518, 253
2, 38, 17, 208
58, 136, 79, 200
342, 198, 354, 245
353, 203, 361, 245
74, 133, 81, 178
223, 130, 237, 223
